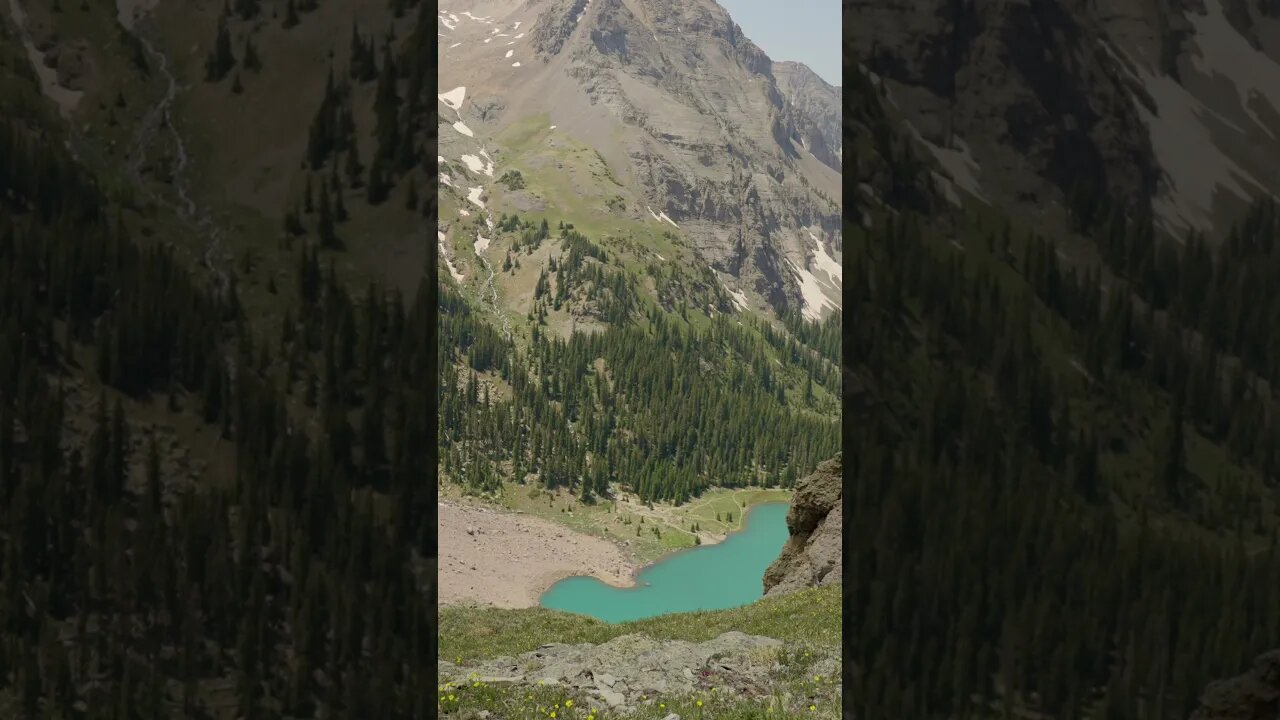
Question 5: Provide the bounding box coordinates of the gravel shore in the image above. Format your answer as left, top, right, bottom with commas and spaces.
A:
438, 501, 639, 608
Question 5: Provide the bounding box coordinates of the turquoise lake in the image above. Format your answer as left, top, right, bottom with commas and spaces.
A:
539, 502, 790, 623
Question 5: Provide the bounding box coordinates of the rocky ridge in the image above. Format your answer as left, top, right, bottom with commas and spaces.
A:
1188, 650, 1280, 720
763, 455, 842, 597
438, 631, 839, 714
848, 0, 1280, 239
442, 0, 842, 320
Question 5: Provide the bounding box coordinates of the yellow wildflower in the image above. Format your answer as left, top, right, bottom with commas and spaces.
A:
565, 700, 574, 707
809, 705, 817, 711
696, 700, 703, 707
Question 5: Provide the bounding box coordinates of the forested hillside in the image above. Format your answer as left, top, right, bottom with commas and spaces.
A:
0, 3, 437, 717
843, 66, 1280, 716
437, 219, 841, 504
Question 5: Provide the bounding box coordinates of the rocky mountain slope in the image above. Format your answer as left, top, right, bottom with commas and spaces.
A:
1188, 650, 1280, 720
437, 584, 841, 719
762, 455, 842, 597
438, 631, 839, 715
772, 60, 841, 173
849, 0, 1280, 240
438, 0, 842, 320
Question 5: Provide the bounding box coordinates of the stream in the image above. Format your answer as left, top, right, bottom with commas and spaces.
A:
118, 1, 231, 302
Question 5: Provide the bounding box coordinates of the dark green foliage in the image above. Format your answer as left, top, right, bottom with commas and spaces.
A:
839, 190, 1280, 718
405, 175, 418, 210
203, 16, 236, 82
0, 74, 435, 716
439, 223, 839, 503
349, 22, 378, 83
282, 0, 299, 28
498, 169, 525, 190
233, 0, 259, 20
242, 35, 262, 72
366, 157, 388, 205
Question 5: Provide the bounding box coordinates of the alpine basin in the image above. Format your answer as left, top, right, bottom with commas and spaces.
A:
539, 502, 790, 623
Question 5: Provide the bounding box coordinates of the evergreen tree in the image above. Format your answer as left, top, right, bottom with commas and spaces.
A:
204, 16, 236, 82
242, 35, 262, 72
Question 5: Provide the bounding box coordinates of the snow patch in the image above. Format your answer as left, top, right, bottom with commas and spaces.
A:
474, 234, 491, 254
806, 231, 842, 287
1187, 0, 1280, 138
905, 123, 987, 203
438, 232, 465, 283
513, 21, 521, 29
506, 49, 514, 58
658, 211, 678, 228
512, 62, 521, 67
786, 260, 838, 322
440, 17, 455, 30
549, 125, 557, 130
460, 154, 495, 177
647, 206, 661, 222
441, 174, 455, 188
438, 86, 467, 112
514, 32, 525, 38
459, 208, 471, 217
452, 121, 475, 137
467, 187, 486, 208
450, 42, 461, 48
1136, 64, 1264, 232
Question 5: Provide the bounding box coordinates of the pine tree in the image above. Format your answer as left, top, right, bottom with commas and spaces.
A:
234, 0, 260, 20
405, 175, 418, 210
242, 36, 262, 72
345, 142, 364, 188
204, 17, 236, 82
317, 187, 337, 248
282, 0, 299, 27
334, 188, 348, 223
231, 71, 244, 94
366, 157, 388, 205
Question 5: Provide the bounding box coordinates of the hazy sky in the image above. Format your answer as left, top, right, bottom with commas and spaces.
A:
716, 0, 841, 86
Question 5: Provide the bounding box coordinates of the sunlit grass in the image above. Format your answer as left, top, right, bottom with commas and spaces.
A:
438, 675, 841, 719
439, 583, 839, 663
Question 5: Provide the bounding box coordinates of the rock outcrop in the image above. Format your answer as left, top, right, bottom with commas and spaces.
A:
772, 61, 842, 172
438, 631, 839, 713
1188, 650, 1280, 720
447, 0, 842, 320
846, 0, 1280, 239
763, 455, 841, 596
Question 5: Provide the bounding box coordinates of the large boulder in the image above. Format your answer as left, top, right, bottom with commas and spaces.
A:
1189, 650, 1280, 720
763, 455, 841, 596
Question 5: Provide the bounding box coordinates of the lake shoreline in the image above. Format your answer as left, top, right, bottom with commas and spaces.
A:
438, 499, 642, 609
540, 502, 792, 623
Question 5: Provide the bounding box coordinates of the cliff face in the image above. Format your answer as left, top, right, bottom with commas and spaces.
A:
763, 455, 841, 597
447, 0, 843, 320
1189, 650, 1280, 720
846, 0, 1280, 239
